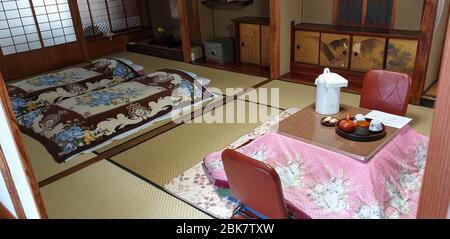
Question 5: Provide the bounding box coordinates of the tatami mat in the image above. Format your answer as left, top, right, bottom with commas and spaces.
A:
110, 100, 281, 186
243, 80, 434, 136
40, 160, 210, 219
22, 134, 97, 182
109, 52, 268, 95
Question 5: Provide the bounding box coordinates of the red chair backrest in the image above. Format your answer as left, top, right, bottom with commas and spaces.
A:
221, 149, 289, 219
360, 70, 412, 116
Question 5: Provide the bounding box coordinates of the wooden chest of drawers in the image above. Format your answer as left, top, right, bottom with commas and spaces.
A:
232, 17, 270, 66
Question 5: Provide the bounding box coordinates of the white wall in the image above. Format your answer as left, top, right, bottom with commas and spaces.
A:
0, 104, 41, 219
280, 0, 303, 75
425, 0, 450, 89
0, 170, 16, 217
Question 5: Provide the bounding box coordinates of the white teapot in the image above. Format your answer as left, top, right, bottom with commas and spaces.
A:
315, 68, 348, 115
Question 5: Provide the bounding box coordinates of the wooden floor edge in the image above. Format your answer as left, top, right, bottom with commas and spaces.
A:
0, 202, 17, 219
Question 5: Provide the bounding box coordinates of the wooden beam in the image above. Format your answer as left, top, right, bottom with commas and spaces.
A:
411, 0, 438, 104
269, 0, 281, 79
0, 147, 26, 219
190, 0, 202, 44
178, 0, 192, 63
417, 14, 450, 219
0, 72, 48, 219
68, 0, 90, 60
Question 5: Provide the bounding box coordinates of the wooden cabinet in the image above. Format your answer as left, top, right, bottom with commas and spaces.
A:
351, 36, 386, 72
261, 25, 271, 66
233, 17, 270, 66
386, 39, 419, 74
320, 33, 350, 69
294, 31, 320, 65
239, 23, 261, 65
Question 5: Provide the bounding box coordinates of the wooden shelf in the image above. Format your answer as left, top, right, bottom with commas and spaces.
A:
201, 0, 253, 8
295, 23, 420, 40
231, 16, 270, 25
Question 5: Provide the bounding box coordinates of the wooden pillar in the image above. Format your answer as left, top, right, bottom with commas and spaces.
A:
0, 72, 48, 219
269, 0, 280, 79
417, 14, 450, 219
68, 0, 90, 60
411, 0, 438, 104
178, 0, 192, 63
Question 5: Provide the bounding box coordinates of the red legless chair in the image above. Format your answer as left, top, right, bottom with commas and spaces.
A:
222, 149, 311, 219
359, 70, 412, 116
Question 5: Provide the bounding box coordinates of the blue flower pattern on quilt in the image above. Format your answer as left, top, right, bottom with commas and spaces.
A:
12, 97, 28, 115
17, 109, 43, 128
53, 126, 85, 154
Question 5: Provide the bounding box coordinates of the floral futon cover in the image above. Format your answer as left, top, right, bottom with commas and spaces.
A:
8, 58, 140, 118
204, 126, 429, 219
16, 69, 213, 163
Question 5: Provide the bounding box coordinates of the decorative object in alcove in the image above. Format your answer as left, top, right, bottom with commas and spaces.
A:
149, 27, 182, 49
386, 39, 419, 74
320, 33, 350, 69
351, 36, 386, 72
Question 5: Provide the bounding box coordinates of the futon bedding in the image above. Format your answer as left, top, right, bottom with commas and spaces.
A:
8, 58, 140, 118
16, 69, 214, 163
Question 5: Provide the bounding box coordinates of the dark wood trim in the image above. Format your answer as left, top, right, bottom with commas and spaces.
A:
417, 14, 450, 219
0, 202, 16, 219
294, 23, 420, 40
178, 0, 192, 63
190, 0, 203, 44
270, 0, 280, 79
0, 147, 26, 219
410, 0, 439, 104
0, 73, 47, 218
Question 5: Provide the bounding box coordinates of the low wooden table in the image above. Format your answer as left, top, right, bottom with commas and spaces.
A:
276, 104, 401, 162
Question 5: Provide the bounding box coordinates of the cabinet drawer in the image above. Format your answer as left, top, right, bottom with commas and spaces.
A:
351, 36, 386, 72
239, 23, 261, 65
261, 25, 270, 66
386, 39, 418, 74
294, 31, 320, 65
320, 33, 350, 70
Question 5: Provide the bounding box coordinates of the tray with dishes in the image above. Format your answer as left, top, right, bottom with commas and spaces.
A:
335, 114, 386, 142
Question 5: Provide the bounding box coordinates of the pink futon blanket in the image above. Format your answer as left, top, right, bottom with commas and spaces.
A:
204, 126, 429, 219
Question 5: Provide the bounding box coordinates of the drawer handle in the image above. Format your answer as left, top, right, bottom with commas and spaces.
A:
354, 52, 359, 57
343, 50, 347, 56
296, 45, 300, 50
241, 42, 245, 47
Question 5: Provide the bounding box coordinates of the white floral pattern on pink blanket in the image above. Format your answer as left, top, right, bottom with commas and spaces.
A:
204, 126, 429, 219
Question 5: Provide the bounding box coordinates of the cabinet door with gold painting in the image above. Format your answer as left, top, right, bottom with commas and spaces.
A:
240, 23, 261, 65
386, 39, 418, 74
320, 33, 350, 69
294, 31, 320, 65
351, 36, 386, 72
261, 25, 271, 66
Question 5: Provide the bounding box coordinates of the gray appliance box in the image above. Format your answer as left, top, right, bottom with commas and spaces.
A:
204, 38, 234, 64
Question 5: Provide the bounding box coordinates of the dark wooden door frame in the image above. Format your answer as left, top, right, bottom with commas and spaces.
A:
0, 72, 48, 219
178, 0, 281, 78
417, 13, 450, 219
411, 0, 439, 104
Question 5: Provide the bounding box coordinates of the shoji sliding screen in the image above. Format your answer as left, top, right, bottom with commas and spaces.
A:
77, 0, 142, 39
0, 0, 77, 55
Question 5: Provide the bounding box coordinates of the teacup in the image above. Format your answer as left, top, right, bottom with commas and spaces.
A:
354, 114, 366, 123
369, 120, 384, 132
355, 121, 370, 136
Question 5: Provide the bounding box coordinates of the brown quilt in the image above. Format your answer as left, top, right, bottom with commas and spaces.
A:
8, 58, 141, 118
16, 69, 214, 163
